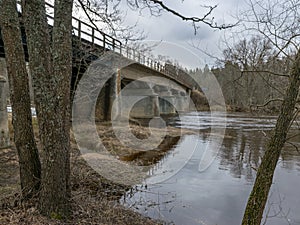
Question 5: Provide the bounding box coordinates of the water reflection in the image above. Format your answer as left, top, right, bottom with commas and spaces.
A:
122, 112, 300, 225
219, 129, 261, 182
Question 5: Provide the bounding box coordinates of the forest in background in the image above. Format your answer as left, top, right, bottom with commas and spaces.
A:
187, 36, 294, 112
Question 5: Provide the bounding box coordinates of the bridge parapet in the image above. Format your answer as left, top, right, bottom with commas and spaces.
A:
0, 2, 195, 89
42, 2, 194, 89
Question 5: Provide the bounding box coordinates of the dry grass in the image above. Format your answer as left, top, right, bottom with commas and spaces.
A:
0, 147, 20, 200
0, 144, 162, 225
0, 119, 179, 225
95, 122, 195, 164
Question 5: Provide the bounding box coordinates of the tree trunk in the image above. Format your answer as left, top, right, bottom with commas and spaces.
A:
241, 50, 300, 224
0, 0, 41, 199
22, 0, 73, 218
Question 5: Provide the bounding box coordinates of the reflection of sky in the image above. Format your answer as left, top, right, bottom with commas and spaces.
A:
123, 112, 300, 225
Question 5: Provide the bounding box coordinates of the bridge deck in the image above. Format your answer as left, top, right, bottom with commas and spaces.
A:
0, 2, 195, 90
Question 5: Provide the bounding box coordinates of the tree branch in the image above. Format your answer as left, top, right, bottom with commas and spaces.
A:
76, 0, 147, 44
148, 0, 237, 30
241, 69, 289, 77
251, 98, 283, 110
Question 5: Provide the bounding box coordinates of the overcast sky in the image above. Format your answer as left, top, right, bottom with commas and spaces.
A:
119, 0, 249, 69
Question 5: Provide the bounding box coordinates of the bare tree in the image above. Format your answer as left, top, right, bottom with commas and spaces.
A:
240, 0, 300, 57
127, 0, 236, 30
22, 0, 73, 218
222, 36, 273, 70
214, 36, 291, 110
75, 0, 145, 42
0, 0, 235, 219
0, 0, 41, 199
239, 0, 300, 224
242, 48, 300, 225
76, 0, 236, 48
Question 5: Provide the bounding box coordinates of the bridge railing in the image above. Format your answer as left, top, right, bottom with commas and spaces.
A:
37, 2, 192, 88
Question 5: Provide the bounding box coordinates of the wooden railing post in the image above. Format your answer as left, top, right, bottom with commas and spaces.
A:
41, 2, 186, 85
78, 20, 81, 41
103, 34, 106, 49
91, 28, 94, 45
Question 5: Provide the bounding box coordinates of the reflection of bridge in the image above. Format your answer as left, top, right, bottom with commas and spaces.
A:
0, 2, 196, 120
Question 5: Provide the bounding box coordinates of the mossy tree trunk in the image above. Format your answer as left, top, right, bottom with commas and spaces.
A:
22, 0, 73, 218
0, 0, 41, 199
241, 50, 300, 224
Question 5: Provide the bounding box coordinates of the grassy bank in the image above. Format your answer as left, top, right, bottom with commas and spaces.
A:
0, 119, 178, 224
1, 118, 197, 225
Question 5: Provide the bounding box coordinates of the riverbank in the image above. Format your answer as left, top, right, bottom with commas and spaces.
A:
191, 89, 282, 115
0, 147, 161, 225
0, 119, 195, 225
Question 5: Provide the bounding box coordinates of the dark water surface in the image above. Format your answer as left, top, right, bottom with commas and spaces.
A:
122, 112, 300, 225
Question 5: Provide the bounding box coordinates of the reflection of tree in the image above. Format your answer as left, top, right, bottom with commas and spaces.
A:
219, 129, 263, 182
218, 128, 300, 182
199, 128, 210, 142
232, 133, 246, 179
280, 131, 300, 171
219, 129, 242, 177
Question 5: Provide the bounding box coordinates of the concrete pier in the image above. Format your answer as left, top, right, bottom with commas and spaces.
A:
94, 66, 193, 122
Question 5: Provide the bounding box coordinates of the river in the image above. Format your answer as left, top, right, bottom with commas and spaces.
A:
121, 112, 300, 225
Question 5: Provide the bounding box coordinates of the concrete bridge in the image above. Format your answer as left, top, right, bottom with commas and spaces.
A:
0, 2, 196, 121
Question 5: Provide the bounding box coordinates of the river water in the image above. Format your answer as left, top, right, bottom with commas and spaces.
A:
121, 112, 300, 225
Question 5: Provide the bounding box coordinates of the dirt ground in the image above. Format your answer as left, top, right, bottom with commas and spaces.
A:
0, 121, 195, 225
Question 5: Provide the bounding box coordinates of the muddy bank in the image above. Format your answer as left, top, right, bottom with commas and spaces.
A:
0, 145, 163, 225
96, 122, 196, 165
191, 89, 282, 115
0, 120, 194, 225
